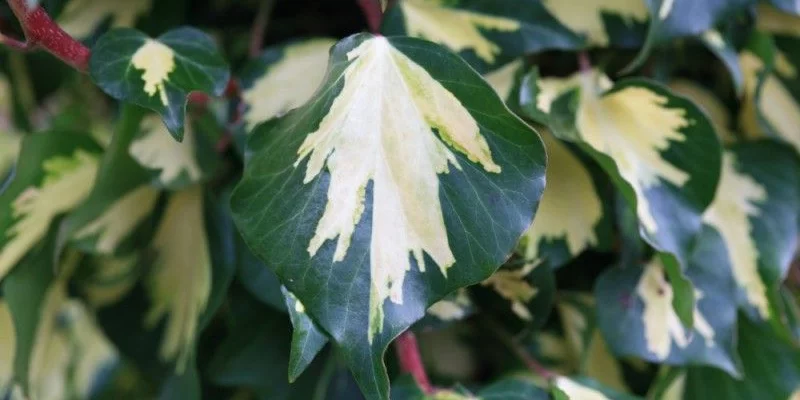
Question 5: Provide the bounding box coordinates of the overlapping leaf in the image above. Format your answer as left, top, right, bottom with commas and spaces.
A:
472, 262, 555, 332
392, 375, 550, 400
0, 131, 102, 280
89, 27, 230, 140
57, 0, 152, 38
381, 0, 583, 72
281, 286, 329, 382
231, 33, 546, 399
539, 0, 649, 48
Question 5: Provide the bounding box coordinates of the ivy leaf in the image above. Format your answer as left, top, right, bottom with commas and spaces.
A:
129, 115, 219, 189
552, 376, 641, 400
423, 288, 475, 326
391, 375, 550, 400
0, 131, 102, 281
57, 0, 152, 38
89, 27, 230, 141
518, 130, 610, 268
626, 0, 754, 71
539, 0, 649, 48
239, 38, 337, 137
231, 33, 546, 399
0, 130, 21, 179
235, 231, 287, 313
668, 317, 800, 399
698, 29, 744, 95
668, 79, 735, 144
281, 286, 329, 382
381, 0, 583, 72
484, 59, 526, 106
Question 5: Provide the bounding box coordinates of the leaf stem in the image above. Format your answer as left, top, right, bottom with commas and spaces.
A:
395, 330, 433, 394
357, 0, 384, 34
481, 316, 555, 380
249, 0, 275, 58
5, 0, 90, 72
578, 51, 592, 73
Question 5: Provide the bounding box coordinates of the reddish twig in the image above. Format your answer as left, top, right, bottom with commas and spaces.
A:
0, 32, 30, 50
578, 51, 592, 73
6, 0, 91, 72
249, 0, 275, 58
395, 330, 433, 394
357, 0, 383, 34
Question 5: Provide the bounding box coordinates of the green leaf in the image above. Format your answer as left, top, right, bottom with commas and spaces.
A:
235, 231, 287, 313
231, 33, 546, 400
381, 0, 583, 72
484, 59, 526, 106
552, 376, 641, 400
698, 29, 745, 95
238, 38, 337, 136
0, 130, 21, 179
89, 27, 230, 141
769, 0, 800, 15
539, 0, 649, 48
56, 0, 152, 38
0, 131, 103, 281
391, 375, 549, 400
676, 317, 800, 399
282, 286, 329, 382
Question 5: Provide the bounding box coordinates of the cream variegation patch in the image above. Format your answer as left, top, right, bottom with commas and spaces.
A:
555, 377, 611, 400
577, 72, 690, 234
542, 0, 648, 46
661, 372, 687, 400
73, 185, 159, 254
484, 59, 523, 101
0, 150, 99, 280
668, 79, 733, 143
0, 302, 14, 390
0, 131, 21, 175
703, 152, 769, 318
132, 40, 176, 106
756, 3, 800, 37
523, 130, 602, 261
294, 37, 501, 342
82, 255, 140, 308
58, 0, 152, 38
243, 39, 336, 131
481, 263, 538, 321
740, 51, 800, 154
427, 289, 472, 321
130, 116, 203, 185
637, 261, 715, 360
399, 0, 520, 63
145, 185, 211, 371
535, 71, 612, 114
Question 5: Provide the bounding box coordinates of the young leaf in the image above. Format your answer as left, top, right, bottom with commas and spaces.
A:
282, 286, 329, 382
0, 131, 102, 280
239, 38, 337, 133
89, 27, 230, 141
231, 33, 546, 399
381, 0, 583, 72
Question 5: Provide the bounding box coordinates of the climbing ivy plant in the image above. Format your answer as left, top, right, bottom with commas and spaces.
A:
0, 0, 799, 399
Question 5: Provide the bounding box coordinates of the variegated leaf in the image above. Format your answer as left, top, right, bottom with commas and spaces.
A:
699, 29, 745, 95
541, 0, 648, 47
281, 287, 329, 382
0, 132, 102, 281
57, 0, 152, 38
0, 131, 21, 179
144, 185, 211, 371
424, 288, 475, 324
528, 70, 723, 325
231, 33, 546, 399
392, 375, 550, 400
668, 79, 735, 144
473, 261, 555, 332
552, 376, 640, 400
381, 0, 582, 72
239, 38, 337, 133
484, 59, 525, 105
89, 27, 230, 140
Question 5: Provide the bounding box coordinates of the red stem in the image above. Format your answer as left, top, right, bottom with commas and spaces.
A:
395, 330, 433, 394
248, 0, 274, 58
357, 0, 383, 34
7, 0, 90, 72
578, 51, 592, 73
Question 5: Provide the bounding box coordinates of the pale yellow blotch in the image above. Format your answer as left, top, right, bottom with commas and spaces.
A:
82, 255, 140, 308
0, 302, 15, 390
522, 130, 602, 261
399, 0, 520, 63
132, 40, 176, 106
536, 71, 612, 114
702, 30, 725, 49
577, 71, 690, 234
27, 282, 70, 400
58, 0, 152, 38
73, 185, 159, 254
789, 388, 800, 400
145, 186, 211, 371
484, 59, 523, 101
703, 152, 769, 318
775, 49, 798, 79
740, 52, 800, 154
481, 263, 538, 321
756, 3, 800, 37
668, 79, 733, 144
130, 116, 203, 184
555, 377, 611, 400
658, 0, 675, 20
661, 372, 687, 400
286, 290, 306, 314
0, 150, 99, 280
427, 289, 471, 321
0, 131, 21, 174
637, 261, 715, 360
542, 0, 648, 46
558, 300, 627, 392
243, 39, 336, 131
294, 37, 501, 342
